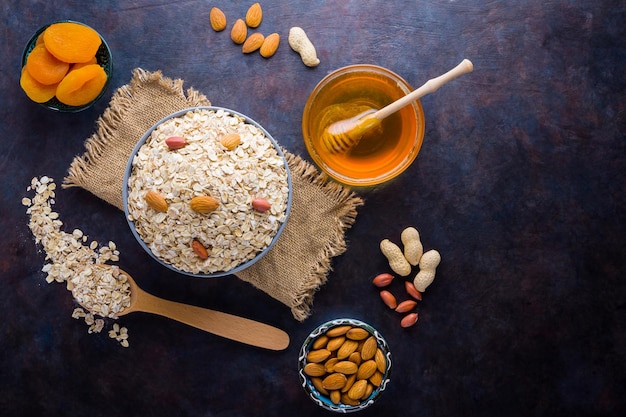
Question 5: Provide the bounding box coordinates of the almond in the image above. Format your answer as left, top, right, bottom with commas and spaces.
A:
326, 325, 351, 337
329, 390, 341, 404
144, 190, 168, 213
245, 2, 263, 28
303, 362, 326, 377
347, 379, 368, 401
165, 136, 187, 150
360, 336, 377, 361
260, 32, 280, 58
220, 133, 241, 150
374, 348, 386, 373
336, 339, 359, 360
311, 334, 328, 350
230, 18, 247, 44
346, 327, 370, 341
322, 373, 347, 391
369, 370, 383, 387
242, 32, 264, 53
251, 197, 271, 213
326, 336, 345, 352
306, 348, 331, 363
333, 361, 358, 375
209, 7, 227, 31
356, 360, 377, 380
324, 357, 339, 373
341, 392, 360, 406
190, 196, 220, 214
341, 373, 356, 393
348, 351, 362, 366
191, 239, 209, 260
311, 377, 329, 395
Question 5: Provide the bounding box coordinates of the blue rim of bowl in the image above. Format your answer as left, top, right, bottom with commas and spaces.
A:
298, 318, 392, 413
122, 106, 293, 278
21, 20, 113, 112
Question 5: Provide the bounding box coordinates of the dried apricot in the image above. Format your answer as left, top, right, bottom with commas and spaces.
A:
43, 22, 102, 63
70, 56, 98, 72
55, 64, 107, 106
19, 68, 57, 103
25, 44, 69, 85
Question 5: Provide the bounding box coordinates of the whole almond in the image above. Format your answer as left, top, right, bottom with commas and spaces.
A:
260, 32, 280, 58
230, 19, 247, 44
326, 336, 345, 352
369, 370, 383, 387
347, 379, 368, 401
363, 383, 374, 399
324, 357, 339, 373
360, 336, 377, 361
144, 190, 168, 213
165, 136, 187, 150
251, 197, 271, 213
341, 374, 356, 393
348, 351, 362, 366
332, 361, 358, 375
337, 339, 359, 360
311, 377, 329, 395
209, 7, 227, 31
220, 133, 241, 150
341, 392, 360, 406
322, 373, 347, 391
326, 325, 351, 337
245, 2, 263, 28
192, 239, 209, 260
329, 390, 341, 404
190, 196, 220, 214
303, 363, 326, 377
242, 32, 265, 53
311, 334, 328, 350
346, 327, 369, 341
306, 348, 331, 363
356, 360, 377, 380
374, 348, 386, 373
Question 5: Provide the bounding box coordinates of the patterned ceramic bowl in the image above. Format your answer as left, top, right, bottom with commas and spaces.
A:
298, 318, 392, 413
21, 20, 112, 112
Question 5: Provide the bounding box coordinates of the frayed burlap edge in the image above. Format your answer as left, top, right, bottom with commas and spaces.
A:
63, 69, 211, 208
240, 152, 364, 321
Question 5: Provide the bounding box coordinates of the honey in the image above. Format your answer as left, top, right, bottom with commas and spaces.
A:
303, 65, 424, 186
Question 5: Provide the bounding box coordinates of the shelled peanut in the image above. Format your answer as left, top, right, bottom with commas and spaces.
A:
303, 325, 387, 406
374, 226, 441, 328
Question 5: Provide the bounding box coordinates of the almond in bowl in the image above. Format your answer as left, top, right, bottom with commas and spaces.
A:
298, 318, 392, 412
123, 107, 292, 277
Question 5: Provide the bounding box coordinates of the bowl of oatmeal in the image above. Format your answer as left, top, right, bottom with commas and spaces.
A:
123, 107, 292, 277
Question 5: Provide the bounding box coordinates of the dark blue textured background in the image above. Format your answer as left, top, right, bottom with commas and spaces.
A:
1, 1, 625, 416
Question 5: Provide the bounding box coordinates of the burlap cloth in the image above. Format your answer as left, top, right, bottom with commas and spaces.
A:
62, 68, 363, 321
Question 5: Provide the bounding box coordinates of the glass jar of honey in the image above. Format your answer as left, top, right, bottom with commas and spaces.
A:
302, 65, 424, 187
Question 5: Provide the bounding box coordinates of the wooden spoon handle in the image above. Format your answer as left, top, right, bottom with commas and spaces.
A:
134, 289, 289, 350
374, 59, 474, 120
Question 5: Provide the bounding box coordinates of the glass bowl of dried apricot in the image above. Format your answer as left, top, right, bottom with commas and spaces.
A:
20, 20, 112, 112
298, 318, 392, 413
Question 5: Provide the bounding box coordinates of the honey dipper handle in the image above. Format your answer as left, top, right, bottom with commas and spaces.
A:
374, 59, 474, 120
134, 288, 290, 350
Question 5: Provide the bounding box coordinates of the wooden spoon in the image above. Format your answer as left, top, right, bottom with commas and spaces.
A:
76, 265, 290, 351
321, 59, 474, 154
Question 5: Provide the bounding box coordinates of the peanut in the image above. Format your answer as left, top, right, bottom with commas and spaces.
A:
372, 272, 394, 287
401, 226, 423, 266
380, 239, 411, 276
413, 249, 441, 292
288, 26, 320, 67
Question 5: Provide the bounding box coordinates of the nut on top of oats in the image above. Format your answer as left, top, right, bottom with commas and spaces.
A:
124, 107, 292, 277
